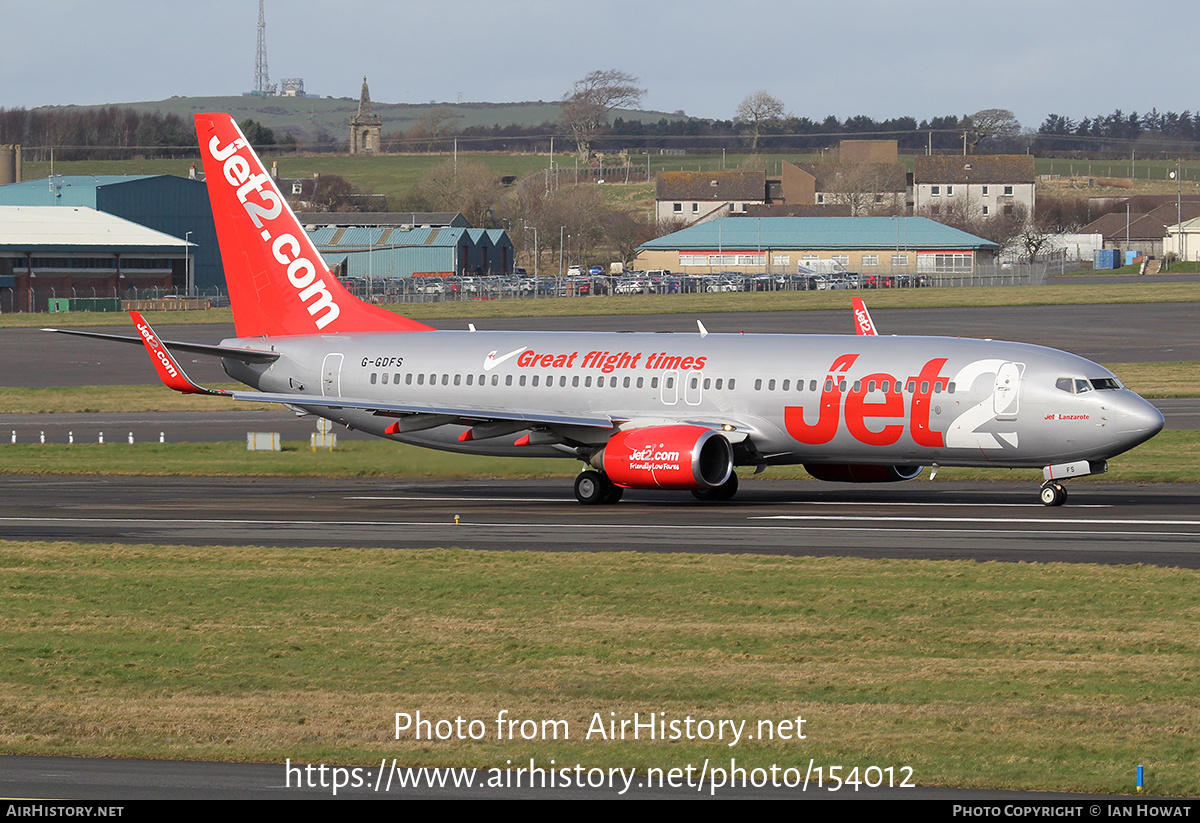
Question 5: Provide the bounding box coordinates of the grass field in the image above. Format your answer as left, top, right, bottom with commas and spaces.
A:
0, 429, 1195, 483
8, 281, 1200, 329
1, 541, 1197, 795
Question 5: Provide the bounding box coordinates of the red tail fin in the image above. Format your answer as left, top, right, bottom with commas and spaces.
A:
194, 113, 432, 338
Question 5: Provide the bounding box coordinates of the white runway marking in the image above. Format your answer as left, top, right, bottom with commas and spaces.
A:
2, 515, 1197, 535
346, 495, 570, 503
347, 496, 1112, 508
751, 515, 1200, 527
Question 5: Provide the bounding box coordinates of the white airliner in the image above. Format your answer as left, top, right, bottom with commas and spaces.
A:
49, 113, 1164, 506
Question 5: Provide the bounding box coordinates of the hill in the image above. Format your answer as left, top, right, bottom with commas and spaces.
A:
34, 95, 686, 145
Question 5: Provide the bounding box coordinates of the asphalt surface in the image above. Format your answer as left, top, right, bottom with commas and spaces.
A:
3, 475, 1198, 568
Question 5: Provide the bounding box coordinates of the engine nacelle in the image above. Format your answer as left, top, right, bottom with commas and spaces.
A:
803, 464, 923, 483
593, 425, 733, 490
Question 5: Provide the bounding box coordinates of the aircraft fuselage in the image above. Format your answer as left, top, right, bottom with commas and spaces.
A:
221, 329, 1163, 470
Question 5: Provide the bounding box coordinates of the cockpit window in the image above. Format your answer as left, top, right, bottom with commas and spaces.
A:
1057, 376, 1123, 393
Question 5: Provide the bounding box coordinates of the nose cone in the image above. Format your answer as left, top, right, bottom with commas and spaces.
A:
1114, 392, 1165, 451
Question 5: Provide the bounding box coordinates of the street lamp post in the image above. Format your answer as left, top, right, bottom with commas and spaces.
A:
1170, 163, 1183, 268
184, 231, 193, 296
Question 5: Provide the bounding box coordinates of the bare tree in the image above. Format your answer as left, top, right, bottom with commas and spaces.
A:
821, 164, 906, 216
1014, 205, 1055, 261
921, 199, 1028, 254
962, 108, 1021, 153
603, 211, 657, 267
561, 70, 644, 163
505, 175, 609, 271
735, 91, 786, 153
409, 106, 461, 152
406, 159, 501, 228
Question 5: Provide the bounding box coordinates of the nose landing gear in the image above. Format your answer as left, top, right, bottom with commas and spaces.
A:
1039, 482, 1067, 507
1039, 459, 1107, 507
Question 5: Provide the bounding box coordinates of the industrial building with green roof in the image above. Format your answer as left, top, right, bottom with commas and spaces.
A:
636, 216, 999, 277
309, 225, 515, 280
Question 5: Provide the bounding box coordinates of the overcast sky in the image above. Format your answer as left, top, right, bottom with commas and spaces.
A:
1, 0, 1193, 131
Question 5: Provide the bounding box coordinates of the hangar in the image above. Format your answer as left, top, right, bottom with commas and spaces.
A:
0, 205, 192, 312
308, 224, 515, 280
635, 216, 998, 277
0, 174, 220, 293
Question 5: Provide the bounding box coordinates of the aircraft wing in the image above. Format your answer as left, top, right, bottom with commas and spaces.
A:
117, 311, 617, 429
42, 327, 280, 363
234, 390, 619, 429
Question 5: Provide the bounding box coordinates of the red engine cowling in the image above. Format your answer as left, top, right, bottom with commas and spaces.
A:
596, 425, 733, 490
803, 464, 923, 483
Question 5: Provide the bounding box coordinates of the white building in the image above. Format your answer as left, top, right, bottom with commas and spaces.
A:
914, 155, 1035, 219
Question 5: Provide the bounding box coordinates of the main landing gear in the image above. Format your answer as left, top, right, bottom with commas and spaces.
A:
691, 472, 739, 501
572, 471, 740, 504
574, 471, 624, 505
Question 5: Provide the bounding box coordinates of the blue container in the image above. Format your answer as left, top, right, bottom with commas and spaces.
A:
1093, 249, 1118, 269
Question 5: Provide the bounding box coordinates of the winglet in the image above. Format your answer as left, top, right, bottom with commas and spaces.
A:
130, 311, 230, 396
851, 297, 878, 336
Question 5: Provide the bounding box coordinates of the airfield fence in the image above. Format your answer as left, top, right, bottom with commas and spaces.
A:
3, 263, 1064, 313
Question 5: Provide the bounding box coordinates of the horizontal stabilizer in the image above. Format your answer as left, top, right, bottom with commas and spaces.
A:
42, 327, 279, 363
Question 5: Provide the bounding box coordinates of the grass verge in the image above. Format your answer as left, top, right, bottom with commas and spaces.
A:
6, 282, 1199, 328
1, 540, 1196, 795
0, 430, 1195, 483
0, 385, 276, 414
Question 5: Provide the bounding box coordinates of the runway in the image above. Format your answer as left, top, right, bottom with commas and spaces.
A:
4, 475, 1199, 568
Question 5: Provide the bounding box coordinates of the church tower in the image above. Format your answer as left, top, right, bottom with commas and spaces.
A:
349, 76, 382, 154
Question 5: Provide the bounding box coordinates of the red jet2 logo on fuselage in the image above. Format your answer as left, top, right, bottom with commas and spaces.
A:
784, 353, 1024, 450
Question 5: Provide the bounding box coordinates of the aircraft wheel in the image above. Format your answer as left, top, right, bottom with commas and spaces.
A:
714, 473, 739, 501
575, 472, 612, 505
602, 483, 624, 504
692, 473, 739, 502
1040, 483, 1067, 507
